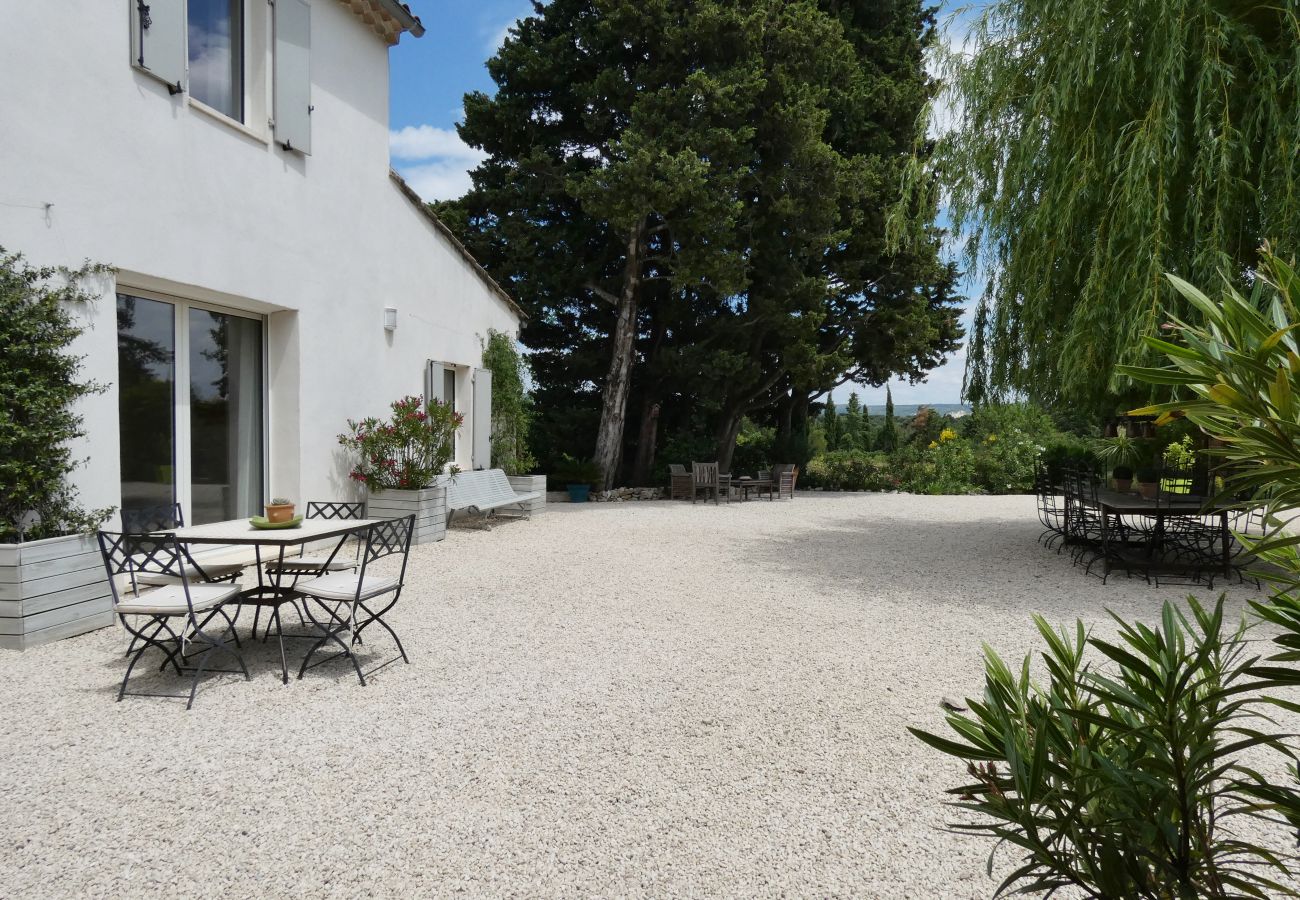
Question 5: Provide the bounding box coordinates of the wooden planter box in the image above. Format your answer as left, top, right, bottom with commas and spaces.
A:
0, 533, 114, 651
368, 486, 446, 545
505, 474, 548, 517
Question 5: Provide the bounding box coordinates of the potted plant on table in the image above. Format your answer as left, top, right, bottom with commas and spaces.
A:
338, 395, 462, 544
264, 497, 296, 523
1111, 465, 1134, 492
1, 250, 115, 649
1134, 466, 1160, 499
1094, 426, 1144, 492
554, 455, 603, 503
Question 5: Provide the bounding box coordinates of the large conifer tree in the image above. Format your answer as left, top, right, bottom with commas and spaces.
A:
445, 0, 959, 484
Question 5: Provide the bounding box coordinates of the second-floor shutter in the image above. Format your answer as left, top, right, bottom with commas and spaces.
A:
131, 0, 185, 93
273, 0, 312, 154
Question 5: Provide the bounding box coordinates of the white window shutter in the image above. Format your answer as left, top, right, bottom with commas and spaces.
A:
131, 0, 186, 93
273, 0, 312, 154
472, 369, 492, 470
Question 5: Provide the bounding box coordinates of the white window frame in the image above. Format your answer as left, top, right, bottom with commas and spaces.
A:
118, 286, 270, 525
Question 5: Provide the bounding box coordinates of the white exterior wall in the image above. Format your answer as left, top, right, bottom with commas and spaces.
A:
0, 1, 519, 519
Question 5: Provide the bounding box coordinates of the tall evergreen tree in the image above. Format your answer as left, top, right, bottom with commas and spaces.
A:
820, 399, 843, 452
444, 0, 960, 484
842, 392, 864, 451
878, 386, 898, 452
893, 0, 1300, 411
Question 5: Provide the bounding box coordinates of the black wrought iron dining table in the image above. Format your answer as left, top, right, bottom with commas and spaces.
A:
1092, 489, 1231, 580
168, 517, 379, 682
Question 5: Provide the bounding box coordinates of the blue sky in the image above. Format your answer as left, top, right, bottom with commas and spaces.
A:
387, 1, 977, 408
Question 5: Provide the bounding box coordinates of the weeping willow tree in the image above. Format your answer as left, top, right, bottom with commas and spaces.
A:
893, 0, 1300, 412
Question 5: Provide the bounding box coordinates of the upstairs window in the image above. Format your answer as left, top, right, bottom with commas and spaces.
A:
188, 0, 244, 121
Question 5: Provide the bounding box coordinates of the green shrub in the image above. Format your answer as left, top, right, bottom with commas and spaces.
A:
552, 454, 603, 488
912, 596, 1300, 897
972, 430, 1042, 494
903, 429, 979, 494
731, 419, 776, 475
962, 401, 1058, 445
0, 250, 113, 543
804, 450, 895, 491
481, 329, 535, 475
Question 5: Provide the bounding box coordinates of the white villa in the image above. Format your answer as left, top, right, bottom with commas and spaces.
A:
0, 0, 520, 537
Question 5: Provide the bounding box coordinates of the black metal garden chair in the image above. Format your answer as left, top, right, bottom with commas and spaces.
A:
262, 501, 365, 581
295, 514, 415, 686
253, 500, 367, 643
97, 531, 248, 710
121, 503, 243, 584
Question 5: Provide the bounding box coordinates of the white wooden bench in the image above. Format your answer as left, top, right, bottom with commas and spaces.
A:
444, 469, 542, 526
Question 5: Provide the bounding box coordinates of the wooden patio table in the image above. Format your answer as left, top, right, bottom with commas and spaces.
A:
1091, 488, 1230, 580
733, 477, 775, 501
168, 517, 379, 683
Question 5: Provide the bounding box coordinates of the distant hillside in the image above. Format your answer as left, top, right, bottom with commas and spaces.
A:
838, 402, 971, 419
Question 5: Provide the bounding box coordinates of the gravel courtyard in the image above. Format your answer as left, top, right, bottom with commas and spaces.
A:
0, 494, 1277, 897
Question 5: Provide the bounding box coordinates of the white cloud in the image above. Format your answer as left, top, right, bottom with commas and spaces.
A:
389, 125, 487, 202
389, 125, 484, 162
487, 19, 518, 52
398, 160, 480, 203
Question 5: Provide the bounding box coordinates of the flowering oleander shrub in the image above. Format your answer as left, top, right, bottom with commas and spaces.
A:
338, 396, 462, 491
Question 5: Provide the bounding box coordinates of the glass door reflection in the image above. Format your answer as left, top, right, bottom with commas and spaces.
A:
189, 309, 264, 524
117, 295, 176, 519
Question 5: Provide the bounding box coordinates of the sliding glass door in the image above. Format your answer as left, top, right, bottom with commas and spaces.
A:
117, 296, 176, 514
117, 293, 265, 525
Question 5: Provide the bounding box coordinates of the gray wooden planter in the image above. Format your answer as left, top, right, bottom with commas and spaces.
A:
0, 533, 114, 651
368, 486, 446, 545
505, 474, 548, 516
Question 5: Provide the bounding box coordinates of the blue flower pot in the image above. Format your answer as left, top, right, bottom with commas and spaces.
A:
567, 484, 591, 503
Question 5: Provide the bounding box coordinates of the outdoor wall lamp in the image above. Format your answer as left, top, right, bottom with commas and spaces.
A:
383, 307, 398, 331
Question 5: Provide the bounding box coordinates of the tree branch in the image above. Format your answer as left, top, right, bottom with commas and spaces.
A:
584, 281, 620, 307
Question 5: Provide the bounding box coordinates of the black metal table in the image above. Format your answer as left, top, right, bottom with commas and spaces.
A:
169, 517, 378, 682
1092, 489, 1231, 581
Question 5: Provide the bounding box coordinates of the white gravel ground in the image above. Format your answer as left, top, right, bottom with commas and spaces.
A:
0, 493, 1291, 897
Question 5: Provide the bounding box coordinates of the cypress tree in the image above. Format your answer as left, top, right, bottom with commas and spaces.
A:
878, 386, 898, 452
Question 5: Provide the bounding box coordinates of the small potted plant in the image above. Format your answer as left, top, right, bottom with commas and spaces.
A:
554, 455, 603, 503
1112, 465, 1134, 492
1134, 467, 1160, 500
264, 497, 296, 523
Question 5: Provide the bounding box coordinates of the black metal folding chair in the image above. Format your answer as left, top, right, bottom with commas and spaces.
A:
263, 501, 365, 582
97, 532, 248, 710
253, 500, 366, 642
295, 514, 415, 686
121, 503, 243, 584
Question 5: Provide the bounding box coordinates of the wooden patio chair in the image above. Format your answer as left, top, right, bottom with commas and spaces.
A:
691, 462, 731, 504
774, 464, 799, 499
668, 464, 694, 500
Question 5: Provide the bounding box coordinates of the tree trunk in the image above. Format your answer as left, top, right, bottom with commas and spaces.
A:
629, 401, 661, 486
715, 406, 745, 474
592, 222, 644, 490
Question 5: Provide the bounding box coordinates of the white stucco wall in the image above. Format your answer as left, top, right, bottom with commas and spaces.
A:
0, 0, 519, 520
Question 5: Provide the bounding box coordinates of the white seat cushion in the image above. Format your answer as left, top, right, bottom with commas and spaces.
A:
295, 572, 398, 602
116, 583, 241, 616
136, 561, 243, 585
264, 555, 358, 574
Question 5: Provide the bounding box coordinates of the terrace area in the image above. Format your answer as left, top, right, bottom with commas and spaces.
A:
0, 493, 1278, 895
